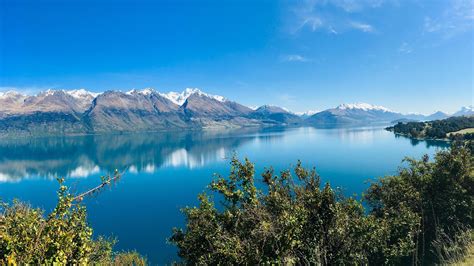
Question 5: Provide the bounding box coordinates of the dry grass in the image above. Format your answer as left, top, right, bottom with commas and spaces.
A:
448, 128, 474, 136
452, 244, 474, 266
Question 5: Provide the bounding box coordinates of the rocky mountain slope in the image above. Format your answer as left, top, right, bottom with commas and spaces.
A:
0, 88, 286, 136
249, 105, 302, 125
0, 89, 471, 136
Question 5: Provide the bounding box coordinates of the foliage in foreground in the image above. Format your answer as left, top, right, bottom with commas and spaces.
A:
0, 178, 146, 265
170, 143, 474, 265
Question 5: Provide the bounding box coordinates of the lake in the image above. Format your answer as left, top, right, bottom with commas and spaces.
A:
0, 126, 449, 264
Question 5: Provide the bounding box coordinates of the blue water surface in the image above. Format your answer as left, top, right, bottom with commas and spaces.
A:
0, 126, 448, 264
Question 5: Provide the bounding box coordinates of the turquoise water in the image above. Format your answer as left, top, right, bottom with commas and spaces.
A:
0, 126, 448, 264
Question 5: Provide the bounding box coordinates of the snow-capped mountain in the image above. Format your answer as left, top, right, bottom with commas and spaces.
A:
63, 89, 101, 110
159, 88, 226, 106
0, 88, 269, 136
249, 105, 302, 124
336, 103, 392, 112
306, 102, 402, 126
0, 91, 28, 116
124, 88, 226, 106
0, 88, 472, 136
65, 89, 101, 99
253, 105, 289, 114
0, 89, 100, 115
306, 102, 473, 126
453, 105, 474, 117
296, 110, 319, 117
35, 89, 100, 100
126, 88, 155, 96
0, 90, 27, 100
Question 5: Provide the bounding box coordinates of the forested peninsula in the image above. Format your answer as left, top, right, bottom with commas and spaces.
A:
386, 116, 474, 140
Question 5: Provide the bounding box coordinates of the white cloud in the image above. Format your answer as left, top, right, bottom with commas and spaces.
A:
331, 0, 386, 12
301, 16, 323, 31
288, 0, 382, 34
281, 54, 310, 62
349, 21, 375, 32
423, 0, 474, 39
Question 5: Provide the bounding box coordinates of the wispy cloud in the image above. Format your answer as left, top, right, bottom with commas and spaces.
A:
288, 0, 384, 34
349, 21, 375, 32
423, 0, 474, 39
281, 54, 311, 62
398, 42, 413, 54
330, 0, 386, 12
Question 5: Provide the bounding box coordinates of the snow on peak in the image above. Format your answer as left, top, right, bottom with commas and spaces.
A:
336, 103, 392, 112
35, 89, 100, 99
65, 89, 100, 99
126, 89, 137, 95
296, 110, 319, 116
39, 89, 56, 96
459, 105, 474, 112
454, 105, 474, 116
159, 88, 226, 106
0, 90, 26, 99
126, 88, 155, 96
140, 88, 155, 95
256, 105, 290, 113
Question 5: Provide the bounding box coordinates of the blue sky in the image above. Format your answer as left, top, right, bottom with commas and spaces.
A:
0, 0, 472, 114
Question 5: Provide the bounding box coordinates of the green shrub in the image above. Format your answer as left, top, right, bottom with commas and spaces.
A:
171, 143, 474, 264
0, 177, 146, 265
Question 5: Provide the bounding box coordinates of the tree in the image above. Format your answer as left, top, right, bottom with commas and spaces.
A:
171, 143, 474, 264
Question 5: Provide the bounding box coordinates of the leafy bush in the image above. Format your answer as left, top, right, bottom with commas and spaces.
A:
365, 142, 473, 264
171, 143, 474, 264
0, 177, 146, 265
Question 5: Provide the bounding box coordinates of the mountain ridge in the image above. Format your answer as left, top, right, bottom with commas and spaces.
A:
0, 89, 471, 136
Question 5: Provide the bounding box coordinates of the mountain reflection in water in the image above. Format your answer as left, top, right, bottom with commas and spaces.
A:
0, 126, 450, 183
0, 127, 287, 182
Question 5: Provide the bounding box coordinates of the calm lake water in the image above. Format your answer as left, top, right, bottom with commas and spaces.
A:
0, 126, 449, 264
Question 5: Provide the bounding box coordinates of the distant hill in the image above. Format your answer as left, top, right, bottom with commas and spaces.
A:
305, 103, 403, 126
305, 103, 472, 127
249, 105, 302, 125
426, 111, 450, 121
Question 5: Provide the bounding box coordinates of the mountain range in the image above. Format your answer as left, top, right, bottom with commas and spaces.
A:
0, 88, 472, 136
